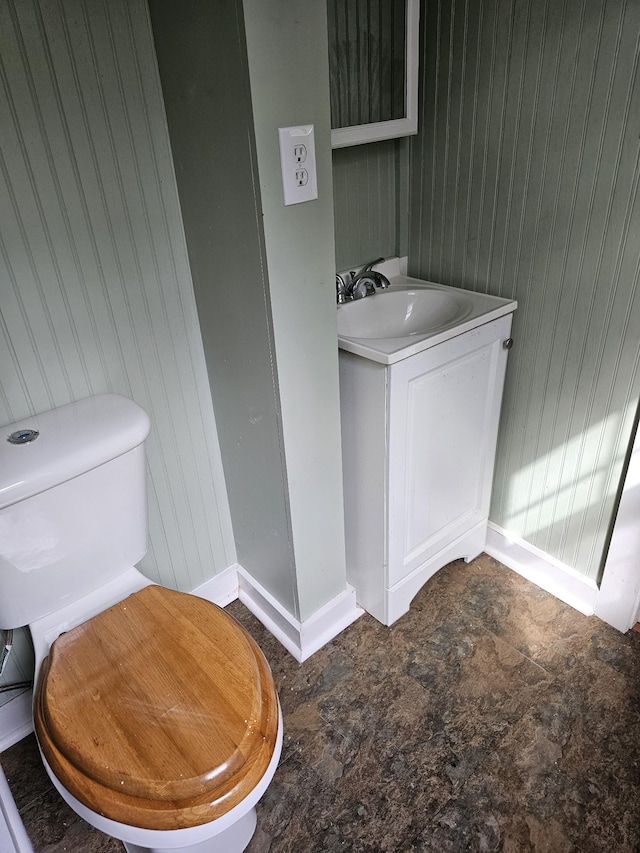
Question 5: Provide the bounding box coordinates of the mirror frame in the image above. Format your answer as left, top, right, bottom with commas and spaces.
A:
330, 0, 420, 149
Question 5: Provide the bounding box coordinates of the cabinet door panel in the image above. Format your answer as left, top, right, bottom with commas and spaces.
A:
388, 317, 510, 585
404, 345, 490, 553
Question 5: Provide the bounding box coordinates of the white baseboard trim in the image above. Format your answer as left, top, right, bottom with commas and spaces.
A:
193, 564, 364, 661
0, 691, 33, 753
486, 522, 599, 616
192, 564, 240, 608
237, 568, 363, 662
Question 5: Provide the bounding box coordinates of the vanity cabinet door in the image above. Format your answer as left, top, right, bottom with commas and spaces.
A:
386, 315, 512, 587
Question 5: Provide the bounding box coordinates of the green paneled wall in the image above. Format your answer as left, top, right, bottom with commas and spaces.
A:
409, 0, 640, 581
0, 0, 236, 594
332, 138, 408, 270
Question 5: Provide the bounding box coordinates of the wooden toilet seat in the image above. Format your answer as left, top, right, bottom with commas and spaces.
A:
34, 585, 280, 831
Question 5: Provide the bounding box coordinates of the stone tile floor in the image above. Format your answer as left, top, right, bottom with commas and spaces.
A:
2, 554, 640, 852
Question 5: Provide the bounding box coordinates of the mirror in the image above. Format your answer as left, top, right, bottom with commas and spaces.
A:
328, 0, 419, 149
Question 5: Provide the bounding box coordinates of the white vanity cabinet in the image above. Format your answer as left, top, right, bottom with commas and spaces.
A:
339, 311, 514, 626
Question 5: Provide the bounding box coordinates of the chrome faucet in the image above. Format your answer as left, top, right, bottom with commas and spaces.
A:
336, 272, 352, 304
336, 257, 391, 304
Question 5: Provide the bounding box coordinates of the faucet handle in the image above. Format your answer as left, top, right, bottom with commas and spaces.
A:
350, 277, 376, 299
337, 259, 389, 302
370, 270, 391, 289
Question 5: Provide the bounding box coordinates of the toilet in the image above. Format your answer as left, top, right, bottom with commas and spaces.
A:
0, 394, 283, 853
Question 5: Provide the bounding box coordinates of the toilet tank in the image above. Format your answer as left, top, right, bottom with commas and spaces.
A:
0, 395, 151, 629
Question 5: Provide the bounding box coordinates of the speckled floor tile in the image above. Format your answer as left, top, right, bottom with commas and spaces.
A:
2, 555, 640, 852
1, 729, 123, 852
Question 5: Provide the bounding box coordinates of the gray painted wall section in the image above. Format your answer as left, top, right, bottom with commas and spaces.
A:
149, 0, 298, 614
242, 0, 348, 621
409, 0, 640, 582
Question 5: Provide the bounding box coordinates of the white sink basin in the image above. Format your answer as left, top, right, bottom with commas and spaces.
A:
337, 274, 518, 365
337, 287, 472, 339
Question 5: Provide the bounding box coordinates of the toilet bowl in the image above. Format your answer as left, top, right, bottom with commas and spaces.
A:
0, 395, 283, 852
34, 584, 282, 852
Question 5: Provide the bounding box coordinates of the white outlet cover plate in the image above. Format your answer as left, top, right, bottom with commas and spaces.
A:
278, 125, 318, 206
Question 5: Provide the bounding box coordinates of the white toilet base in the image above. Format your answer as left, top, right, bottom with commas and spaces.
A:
37, 709, 282, 853
122, 808, 257, 853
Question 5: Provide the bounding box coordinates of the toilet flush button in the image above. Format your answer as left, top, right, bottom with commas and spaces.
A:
7, 429, 39, 445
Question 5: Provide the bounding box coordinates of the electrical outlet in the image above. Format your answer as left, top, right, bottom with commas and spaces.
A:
278, 125, 318, 205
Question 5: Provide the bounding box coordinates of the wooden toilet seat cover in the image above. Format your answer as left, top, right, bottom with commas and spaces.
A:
34, 585, 280, 831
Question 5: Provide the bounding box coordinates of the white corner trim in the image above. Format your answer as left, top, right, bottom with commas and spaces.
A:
0, 690, 33, 753
485, 522, 599, 616
191, 564, 240, 608
0, 761, 33, 853
236, 568, 363, 662
595, 417, 640, 632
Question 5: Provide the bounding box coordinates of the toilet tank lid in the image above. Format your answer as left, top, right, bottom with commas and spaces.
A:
0, 395, 151, 511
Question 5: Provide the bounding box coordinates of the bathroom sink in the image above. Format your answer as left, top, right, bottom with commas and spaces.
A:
337, 269, 518, 365
337, 287, 472, 340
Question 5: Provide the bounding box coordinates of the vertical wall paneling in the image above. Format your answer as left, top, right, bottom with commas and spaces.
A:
332, 139, 400, 270
409, 0, 640, 582
0, 0, 235, 624
395, 136, 411, 259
